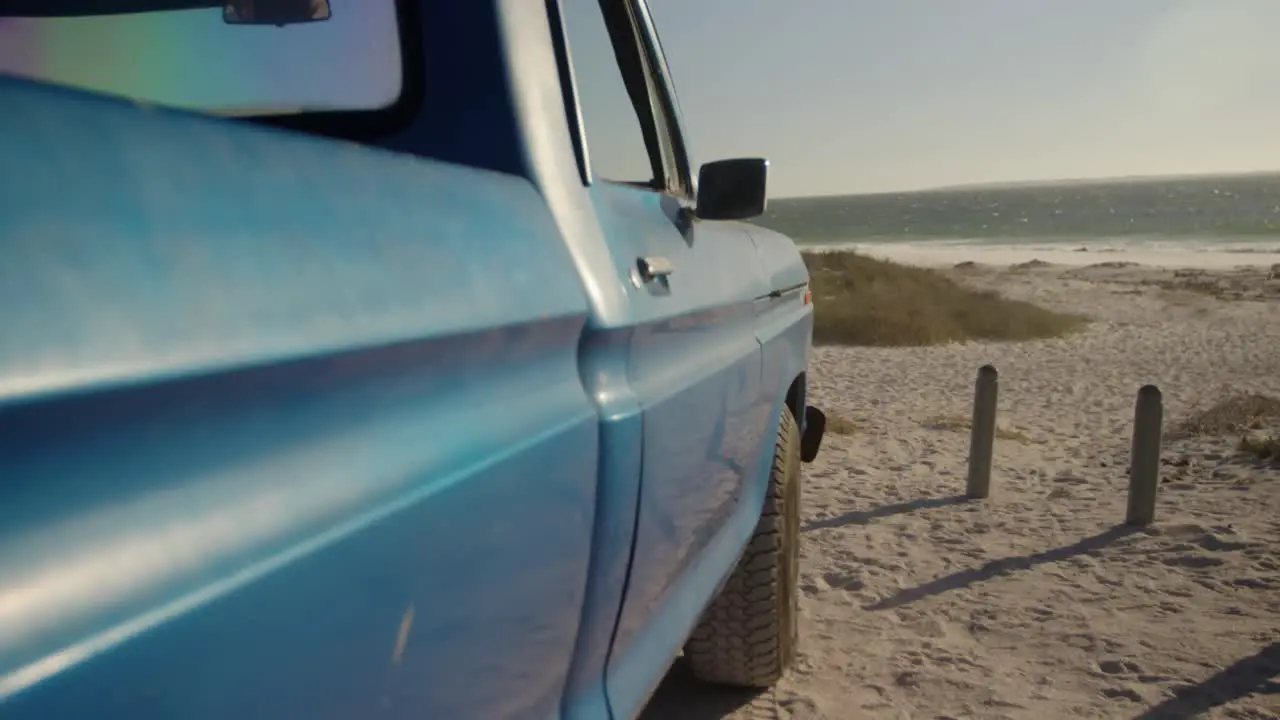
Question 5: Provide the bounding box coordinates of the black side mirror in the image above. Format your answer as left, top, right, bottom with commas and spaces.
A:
695, 158, 768, 221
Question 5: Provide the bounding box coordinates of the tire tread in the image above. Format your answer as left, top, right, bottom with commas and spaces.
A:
683, 406, 801, 688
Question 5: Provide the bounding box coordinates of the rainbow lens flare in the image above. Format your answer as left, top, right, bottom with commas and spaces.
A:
0, 1, 402, 116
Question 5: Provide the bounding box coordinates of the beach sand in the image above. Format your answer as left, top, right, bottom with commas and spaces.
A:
645, 260, 1279, 719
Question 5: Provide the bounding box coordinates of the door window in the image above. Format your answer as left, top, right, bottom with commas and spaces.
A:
559, 0, 674, 191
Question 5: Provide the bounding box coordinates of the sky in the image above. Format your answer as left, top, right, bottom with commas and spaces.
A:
644, 0, 1280, 197
6, 2, 1280, 199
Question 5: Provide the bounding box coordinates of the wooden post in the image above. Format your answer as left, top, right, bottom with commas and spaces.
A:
1126, 384, 1163, 526
966, 365, 999, 499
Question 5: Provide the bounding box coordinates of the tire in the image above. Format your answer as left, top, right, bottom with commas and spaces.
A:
683, 404, 801, 688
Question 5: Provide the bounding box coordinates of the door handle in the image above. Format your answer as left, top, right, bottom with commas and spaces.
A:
636, 256, 674, 283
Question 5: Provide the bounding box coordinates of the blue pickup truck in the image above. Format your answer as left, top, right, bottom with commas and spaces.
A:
0, 1, 825, 718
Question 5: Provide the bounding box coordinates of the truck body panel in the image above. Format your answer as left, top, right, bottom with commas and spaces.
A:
0, 78, 600, 719
748, 225, 817, 432
585, 186, 775, 720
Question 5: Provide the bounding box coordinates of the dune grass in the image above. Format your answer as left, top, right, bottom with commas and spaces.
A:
1239, 435, 1280, 460
803, 251, 1086, 346
1170, 394, 1280, 461
1170, 394, 1280, 439
825, 413, 857, 436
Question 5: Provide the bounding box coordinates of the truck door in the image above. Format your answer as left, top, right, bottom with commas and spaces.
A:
557, 1, 777, 716
0, 6, 599, 717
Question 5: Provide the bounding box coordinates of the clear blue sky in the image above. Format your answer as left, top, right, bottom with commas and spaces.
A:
645, 0, 1280, 197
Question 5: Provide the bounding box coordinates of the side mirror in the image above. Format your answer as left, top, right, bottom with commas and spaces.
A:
224, 0, 332, 25
695, 158, 768, 221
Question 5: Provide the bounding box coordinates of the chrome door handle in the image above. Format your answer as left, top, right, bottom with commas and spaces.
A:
636, 256, 674, 282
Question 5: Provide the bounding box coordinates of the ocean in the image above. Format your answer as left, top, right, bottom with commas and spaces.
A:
753, 172, 1280, 267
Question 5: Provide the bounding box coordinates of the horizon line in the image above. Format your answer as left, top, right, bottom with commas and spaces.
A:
772, 168, 1280, 202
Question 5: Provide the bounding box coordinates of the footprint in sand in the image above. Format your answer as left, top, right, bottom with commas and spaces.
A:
821, 570, 866, 592
1099, 685, 1146, 703
1161, 554, 1227, 569
1096, 658, 1143, 676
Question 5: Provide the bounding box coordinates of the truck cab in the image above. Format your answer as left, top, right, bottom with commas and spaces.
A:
0, 1, 824, 718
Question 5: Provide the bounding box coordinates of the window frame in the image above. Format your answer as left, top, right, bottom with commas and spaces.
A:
630, 0, 694, 198
551, 0, 693, 200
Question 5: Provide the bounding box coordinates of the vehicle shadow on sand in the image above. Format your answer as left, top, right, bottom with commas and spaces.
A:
639, 658, 773, 719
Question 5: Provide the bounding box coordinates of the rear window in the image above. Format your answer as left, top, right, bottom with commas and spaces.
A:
0, 0, 411, 136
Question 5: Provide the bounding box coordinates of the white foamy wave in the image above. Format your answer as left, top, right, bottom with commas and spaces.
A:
801, 237, 1280, 269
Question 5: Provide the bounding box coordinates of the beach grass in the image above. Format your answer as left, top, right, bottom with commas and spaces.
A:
1170, 394, 1280, 461
1171, 394, 1280, 439
1239, 434, 1280, 460
826, 412, 858, 436
803, 251, 1086, 346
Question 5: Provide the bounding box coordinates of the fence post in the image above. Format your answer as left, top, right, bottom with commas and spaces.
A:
966, 365, 999, 499
1126, 384, 1163, 526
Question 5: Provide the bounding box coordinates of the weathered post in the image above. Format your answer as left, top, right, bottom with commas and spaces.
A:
966, 365, 999, 499
1126, 384, 1163, 526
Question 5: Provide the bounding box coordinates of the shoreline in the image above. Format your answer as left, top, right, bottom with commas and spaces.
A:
798, 241, 1280, 270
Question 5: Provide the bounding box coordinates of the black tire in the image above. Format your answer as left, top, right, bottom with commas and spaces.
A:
683, 404, 801, 688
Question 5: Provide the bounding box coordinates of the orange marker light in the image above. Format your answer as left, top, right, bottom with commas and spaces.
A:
803, 288, 812, 306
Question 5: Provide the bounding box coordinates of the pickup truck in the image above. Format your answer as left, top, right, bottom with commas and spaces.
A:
0, 1, 825, 718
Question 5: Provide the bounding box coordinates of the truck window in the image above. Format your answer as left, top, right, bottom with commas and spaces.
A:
0, 0, 408, 140
560, 0, 665, 189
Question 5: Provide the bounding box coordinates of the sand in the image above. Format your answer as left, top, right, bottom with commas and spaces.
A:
644, 261, 1279, 720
